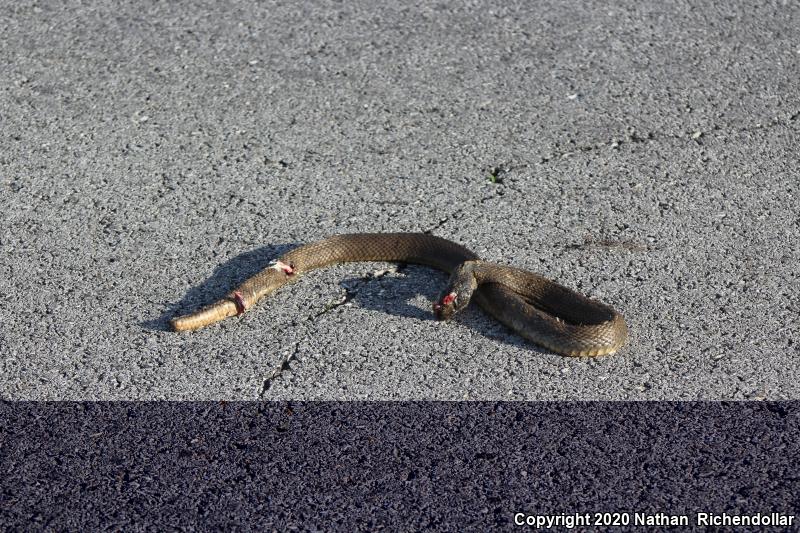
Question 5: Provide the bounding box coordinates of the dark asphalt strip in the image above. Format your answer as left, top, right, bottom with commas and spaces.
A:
1, 402, 797, 531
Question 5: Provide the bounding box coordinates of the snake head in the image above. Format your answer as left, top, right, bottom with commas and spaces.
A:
434, 264, 479, 320
433, 291, 461, 320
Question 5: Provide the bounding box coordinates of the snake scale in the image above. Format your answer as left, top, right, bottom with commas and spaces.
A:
171, 233, 628, 356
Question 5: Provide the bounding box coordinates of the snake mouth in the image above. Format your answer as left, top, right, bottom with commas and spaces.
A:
433, 292, 458, 320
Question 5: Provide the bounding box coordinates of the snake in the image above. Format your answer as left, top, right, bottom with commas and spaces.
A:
170, 233, 628, 356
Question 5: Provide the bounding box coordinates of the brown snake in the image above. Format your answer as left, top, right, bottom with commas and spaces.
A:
171, 233, 628, 356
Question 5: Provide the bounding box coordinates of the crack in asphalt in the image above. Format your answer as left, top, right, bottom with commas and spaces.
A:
425, 191, 503, 234
489, 113, 800, 175
259, 342, 301, 399
536, 113, 799, 163
257, 264, 408, 397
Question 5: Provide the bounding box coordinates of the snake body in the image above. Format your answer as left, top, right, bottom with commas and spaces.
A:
171, 233, 628, 356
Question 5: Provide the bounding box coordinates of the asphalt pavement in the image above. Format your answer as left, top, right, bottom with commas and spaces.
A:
1, 0, 798, 400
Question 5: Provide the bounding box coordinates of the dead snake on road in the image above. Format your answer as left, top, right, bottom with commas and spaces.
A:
171, 233, 628, 356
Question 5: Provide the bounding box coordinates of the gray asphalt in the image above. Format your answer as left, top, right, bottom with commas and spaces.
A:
1, 0, 798, 400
